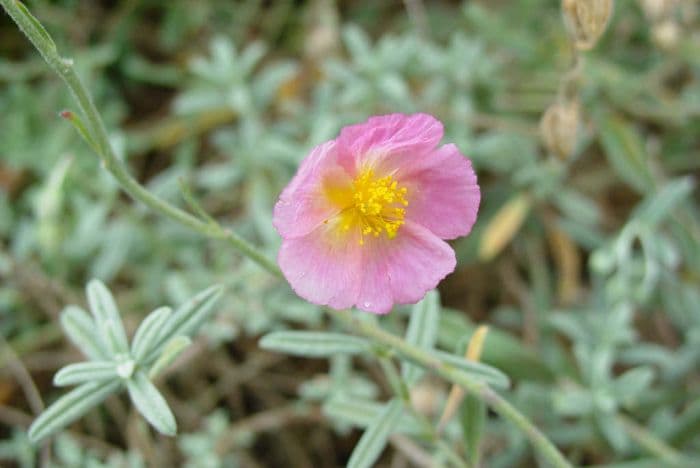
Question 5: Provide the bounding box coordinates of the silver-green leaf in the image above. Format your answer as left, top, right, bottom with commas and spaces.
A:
347, 399, 403, 468
86, 279, 129, 354
60, 305, 109, 360
634, 176, 695, 228
28, 380, 121, 443
148, 336, 191, 379
53, 361, 118, 387
126, 372, 177, 436
260, 331, 370, 357
131, 306, 172, 362
433, 350, 511, 389
461, 393, 486, 466
323, 397, 422, 436
11, 0, 58, 52
402, 290, 440, 384
145, 285, 223, 363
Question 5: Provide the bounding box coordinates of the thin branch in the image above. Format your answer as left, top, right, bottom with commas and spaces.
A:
0, 336, 44, 415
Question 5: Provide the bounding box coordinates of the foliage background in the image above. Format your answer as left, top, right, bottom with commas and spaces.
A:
1, 0, 699, 466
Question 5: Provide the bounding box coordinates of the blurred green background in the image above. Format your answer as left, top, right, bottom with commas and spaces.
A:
1, 0, 699, 466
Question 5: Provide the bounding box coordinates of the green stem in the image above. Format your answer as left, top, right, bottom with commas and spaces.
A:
1, 2, 571, 466
378, 356, 411, 402
436, 440, 471, 468
0, 0, 281, 280
330, 310, 572, 468
379, 357, 470, 468
618, 414, 687, 466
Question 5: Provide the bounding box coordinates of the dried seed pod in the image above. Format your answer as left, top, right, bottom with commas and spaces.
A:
562, 0, 614, 50
540, 99, 580, 160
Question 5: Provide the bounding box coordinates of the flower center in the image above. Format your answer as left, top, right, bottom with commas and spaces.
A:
339, 169, 409, 245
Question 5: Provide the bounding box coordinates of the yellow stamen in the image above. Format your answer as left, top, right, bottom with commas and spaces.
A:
325, 168, 409, 245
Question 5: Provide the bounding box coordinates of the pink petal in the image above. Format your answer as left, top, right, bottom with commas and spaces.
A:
273, 141, 349, 239
398, 144, 480, 240
278, 221, 455, 314
336, 113, 444, 175
278, 223, 362, 310
357, 221, 456, 314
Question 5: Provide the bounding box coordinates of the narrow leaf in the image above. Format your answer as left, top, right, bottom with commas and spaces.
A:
60, 306, 109, 360
323, 397, 383, 429
126, 372, 177, 436
438, 310, 553, 382
131, 307, 172, 362
86, 280, 129, 354
323, 397, 421, 436
432, 350, 510, 389
461, 393, 486, 467
59, 110, 100, 153
260, 331, 370, 357
402, 290, 440, 384
342, 25, 372, 62
177, 179, 217, 226
12, 0, 57, 52
148, 336, 191, 379
634, 177, 695, 228
146, 285, 223, 363
597, 112, 655, 194
347, 399, 403, 468
28, 380, 121, 443
54, 361, 118, 387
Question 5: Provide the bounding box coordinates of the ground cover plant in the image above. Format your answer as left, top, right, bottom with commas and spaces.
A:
1, 0, 699, 466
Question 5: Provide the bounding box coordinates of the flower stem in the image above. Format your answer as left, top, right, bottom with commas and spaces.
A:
330, 310, 572, 468
618, 414, 688, 465
1, 2, 570, 466
0, 0, 281, 280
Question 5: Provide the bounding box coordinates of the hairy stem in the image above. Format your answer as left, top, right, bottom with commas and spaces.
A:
330, 310, 572, 468
0, 0, 281, 279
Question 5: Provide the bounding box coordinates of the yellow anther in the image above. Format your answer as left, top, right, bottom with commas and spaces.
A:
339, 168, 409, 245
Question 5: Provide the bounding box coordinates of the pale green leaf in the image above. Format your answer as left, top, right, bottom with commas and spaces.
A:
461, 393, 486, 466
12, 0, 57, 52
131, 306, 172, 362
126, 372, 177, 436
145, 285, 223, 363
597, 112, 655, 194
402, 290, 440, 384
53, 361, 118, 387
343, 25, 371, 63
347, 399, 403, 468
323, 397, 421, 436
432, 350, 510, 389
634, 177, 695, 228
148, 336, 191, 379
86, 279, 129, 354
28, 380, 121, 443
60, 306, 109, 360
260, 331, 370, 357
60, 110, 100, 153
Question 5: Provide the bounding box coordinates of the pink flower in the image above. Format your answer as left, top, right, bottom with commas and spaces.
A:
273, 113, 480, 314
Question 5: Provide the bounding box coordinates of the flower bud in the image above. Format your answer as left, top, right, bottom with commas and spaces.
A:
540, 99, 580, 160
562, 0, 614, 50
